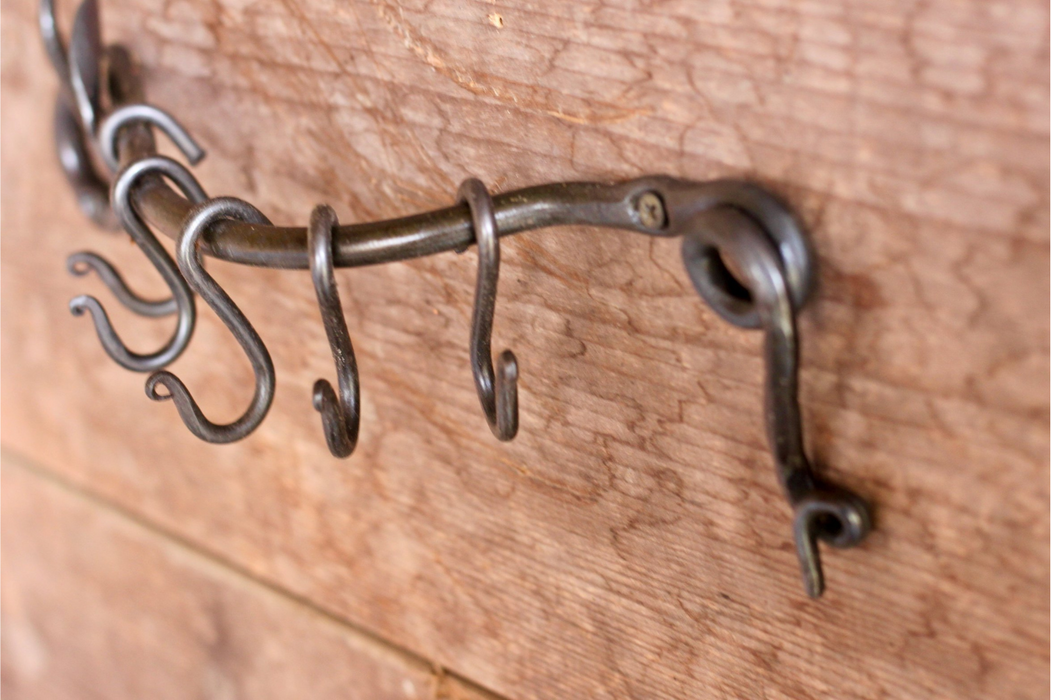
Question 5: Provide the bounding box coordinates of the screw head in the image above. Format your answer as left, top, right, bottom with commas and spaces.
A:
636, 191, 666, 229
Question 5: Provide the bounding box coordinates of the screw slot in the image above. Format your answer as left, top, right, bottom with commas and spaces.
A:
635, 191, 666, 230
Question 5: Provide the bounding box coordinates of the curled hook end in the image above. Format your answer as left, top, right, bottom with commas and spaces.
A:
145, 371, 175, 401
497, 349, 518, 384
142, 336, 272, 445
186, 145, 206, 166
311, 378, 331, 414
69, 293, 99, 317
99, 104, 207, 173
67, 254, 92, 277
493, 348, 519, 442
312, 378, 355, 458
144, 369, 245, 444
792, 487, 871, 598
69, 294, 179, 373
67, 251, 180, 318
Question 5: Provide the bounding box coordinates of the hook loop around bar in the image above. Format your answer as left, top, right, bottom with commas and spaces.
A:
308, 204, 361, 458
459, 178, 519, 442
145, 197, 275, 443
66, 155, 207, 372
99, 104, 205, 173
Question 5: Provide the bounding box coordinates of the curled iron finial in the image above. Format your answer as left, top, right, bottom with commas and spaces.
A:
308, 205, 361, 458
682, 206, 870, 598
145, 197, 275, 444
68, 252, 177, 317
68, 156, 206, 371
459, 178, 519, 442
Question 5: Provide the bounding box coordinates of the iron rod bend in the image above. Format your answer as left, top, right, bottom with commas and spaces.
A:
113, 121, 815, 300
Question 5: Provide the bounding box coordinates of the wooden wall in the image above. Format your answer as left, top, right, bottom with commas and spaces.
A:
2, 0, 1048, 697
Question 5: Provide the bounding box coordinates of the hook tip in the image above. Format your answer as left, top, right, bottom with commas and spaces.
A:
793, 511, 826, 599
67, 256, 90, 276
804, 570, 825, 599
497, 349, 518, 384
144, 372, 174, 401
310, 378, 355, 458
68, 294, 93, 316
493, 350, 519, 441
312, 378, 334, 413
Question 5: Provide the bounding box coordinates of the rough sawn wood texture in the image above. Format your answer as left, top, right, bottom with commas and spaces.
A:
1, 455, 493, 700
1, 0, 1048, 698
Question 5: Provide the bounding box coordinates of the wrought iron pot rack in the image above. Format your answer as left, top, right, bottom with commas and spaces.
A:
42, 0, 870, 598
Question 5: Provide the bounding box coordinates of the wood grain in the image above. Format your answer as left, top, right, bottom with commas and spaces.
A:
1, 0, 1048, 697
1, 453, 493, 700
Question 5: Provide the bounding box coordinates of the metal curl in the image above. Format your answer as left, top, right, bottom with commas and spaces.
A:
682, 206, 870, 598
68, 252, 176, 317
459, 178, 519, 442
69, 155, 206, 371
145, 197, 275, 444
99, 103, 205, 172
308, 205, 361, 458
793, 487, 871, 598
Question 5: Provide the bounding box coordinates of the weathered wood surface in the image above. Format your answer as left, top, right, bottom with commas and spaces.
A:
1, 454, 492, 700
1, 0, 1048, 697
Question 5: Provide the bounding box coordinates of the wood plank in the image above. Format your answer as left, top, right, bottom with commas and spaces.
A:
1, 453, 495, 700
1, 0, 1047, 697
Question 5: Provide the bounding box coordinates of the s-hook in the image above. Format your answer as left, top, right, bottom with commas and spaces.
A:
308, 205, 361, 459
145, 198, 276, 444
98, 104, 204, 173
460, 178, 519, 442
44, 0, 872, 599
69, 155, 207, 371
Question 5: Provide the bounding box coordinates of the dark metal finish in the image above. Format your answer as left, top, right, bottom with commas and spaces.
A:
43, 0, 872, 597
68, 155, 207, 371
44, 0, 141, 228
53, 97, 115, 228
98, 103, 205, 173
39, 0, 70, 83
459, 178, 519, 442
67, 252, 177, 317
145, 198, 276, 444
308, 205, 361, 459
682, 208, 870, 597
45, 0, 111, 225
125, 168, 819, 291
67, 0, 101, 132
